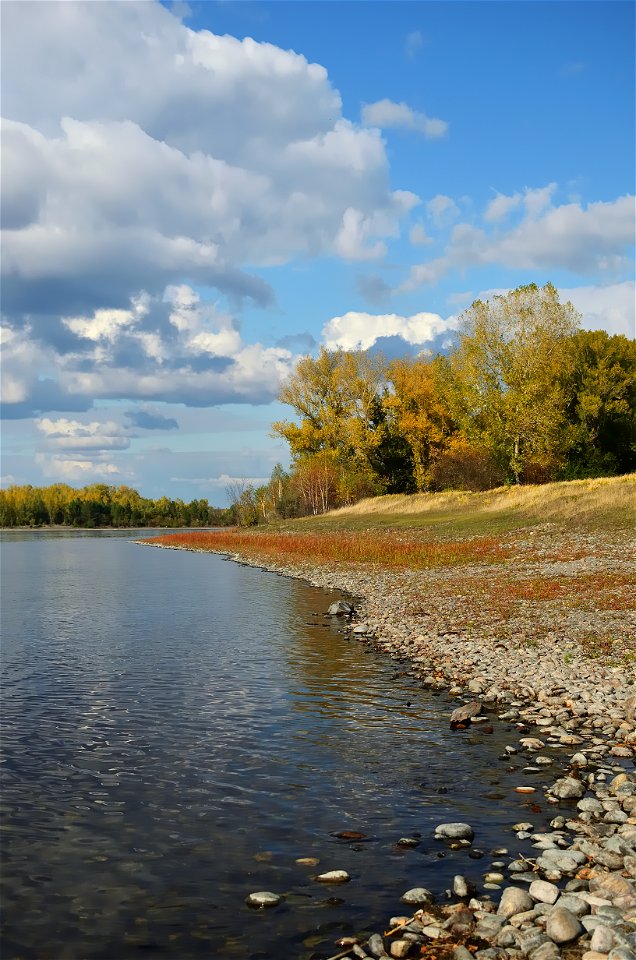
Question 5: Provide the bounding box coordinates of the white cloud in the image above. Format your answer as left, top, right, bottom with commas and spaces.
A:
34, 454, 121, 481
1, 4, 413, 319
402, 192, 636, 291
322, 310, 456, 351
409, 223, 433, 246
484, 191, 522, 222
562, 281, 636, 337
426, 194, 460, 227
36, 417, 130, 451
361, 99, 448, 139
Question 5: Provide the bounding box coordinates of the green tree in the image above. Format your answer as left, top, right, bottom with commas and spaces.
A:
272, 348, 387, 468
563, 330, 636, 477
446, 283, 580, 482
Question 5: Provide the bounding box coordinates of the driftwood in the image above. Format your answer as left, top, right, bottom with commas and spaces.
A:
450, 700, 482, 729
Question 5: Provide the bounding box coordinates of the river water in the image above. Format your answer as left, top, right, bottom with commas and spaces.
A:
1, 530, 569, 960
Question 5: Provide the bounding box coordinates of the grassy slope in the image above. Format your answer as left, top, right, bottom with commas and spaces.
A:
279, 474, 636, 538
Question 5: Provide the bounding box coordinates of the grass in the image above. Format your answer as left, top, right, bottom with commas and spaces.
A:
277, 473, 636, 538
141, 529, 513, 569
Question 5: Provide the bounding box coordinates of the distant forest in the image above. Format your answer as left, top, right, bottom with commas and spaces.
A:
0, 483, 233, 529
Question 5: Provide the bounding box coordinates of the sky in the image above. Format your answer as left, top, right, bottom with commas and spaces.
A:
1, 0, 634, 505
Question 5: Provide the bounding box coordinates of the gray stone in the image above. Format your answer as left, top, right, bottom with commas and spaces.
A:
245, 891, 281, 908
327, 601, 354, 616
556, 894, 590, 917
367, 933, 390, 959
497, 887, 534, 919
550, 777, 586, 800
608, 950, 636, 960
529, 879, 560, 905
315, 870, 350, 883
453, 948, 474, 960
401, 887, 433, 905
591, 926, 615, 953
434, 822, 474, 841
545, 906, 584, 944
528, 943, 561, 960
453, 875, 473, 898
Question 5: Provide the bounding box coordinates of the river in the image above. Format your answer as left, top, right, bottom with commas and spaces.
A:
1, 530, 569, 959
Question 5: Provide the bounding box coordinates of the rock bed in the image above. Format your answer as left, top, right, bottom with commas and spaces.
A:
143, 532, 636, 960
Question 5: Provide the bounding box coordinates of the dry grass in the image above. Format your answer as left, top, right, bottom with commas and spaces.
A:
141, 529, 513, 569
291, 474, 636, 536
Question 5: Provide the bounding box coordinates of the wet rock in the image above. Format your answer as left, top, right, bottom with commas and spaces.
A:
450, 701, 482, 729
245, 891, 281, 908
327, 601, 354, 616
367, 933, 390, 958
550, 777, 586, 799
401, 887, 433, 905
545, 906, 583, 944
315, 870, 350, 883
453, 875, 473, 898
434, 822, 474, 841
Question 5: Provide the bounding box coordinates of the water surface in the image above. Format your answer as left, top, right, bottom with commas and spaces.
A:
1, 531, 569, 959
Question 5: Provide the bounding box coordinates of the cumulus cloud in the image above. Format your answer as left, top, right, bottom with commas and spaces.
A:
322, 310, 456, 352
1, 2, 414, 320
562, 281, 636, 337
401, 192, 636, 291
1, 285, 296, 418
361, 99, 448, 139
34, 454, 121, 482
36, 417, 130, 451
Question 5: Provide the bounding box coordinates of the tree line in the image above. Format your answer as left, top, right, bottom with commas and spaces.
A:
0, 482, 233, 529
230, 283, 634, 523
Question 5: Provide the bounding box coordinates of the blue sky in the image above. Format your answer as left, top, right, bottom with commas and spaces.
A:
1, 0, 634, 504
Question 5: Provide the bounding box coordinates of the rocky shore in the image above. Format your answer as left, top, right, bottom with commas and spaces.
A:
142, 528, 635, 960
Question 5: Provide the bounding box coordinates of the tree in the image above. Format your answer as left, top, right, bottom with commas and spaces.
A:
384, 355, 455, 491
446, 283, 580, 482
272, 348, 387, 468
563, 330, 636, 476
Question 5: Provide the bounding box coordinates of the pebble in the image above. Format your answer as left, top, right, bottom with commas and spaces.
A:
400, 887, 433, 905
315, 870, 350, 883
245, 891, 281, 908
434, 822, 474, 841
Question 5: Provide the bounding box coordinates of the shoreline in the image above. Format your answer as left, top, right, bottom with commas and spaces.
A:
139, 534, 636, 960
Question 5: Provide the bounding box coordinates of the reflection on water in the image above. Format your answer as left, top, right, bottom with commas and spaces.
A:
1, 531, 567, 959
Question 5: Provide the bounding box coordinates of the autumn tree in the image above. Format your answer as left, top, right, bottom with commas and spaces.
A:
446, 283, 580, 482
383, 355, 455, 491
272, 348, 387, 470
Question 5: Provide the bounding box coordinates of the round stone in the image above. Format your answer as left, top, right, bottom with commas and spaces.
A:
401, 886, 433, 905
434, 822, 474, 841
497, 886, 534, 918
529, 879, 560, 905
315, 870, 350, 883
245, 891, 282, 909
546, 906, 583, 944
